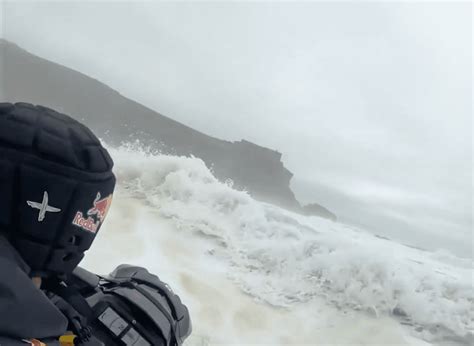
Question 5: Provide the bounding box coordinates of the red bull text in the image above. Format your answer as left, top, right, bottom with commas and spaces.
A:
72, 192, 113, 233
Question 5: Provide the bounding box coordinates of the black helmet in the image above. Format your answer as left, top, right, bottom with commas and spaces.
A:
0, 102, 116, 277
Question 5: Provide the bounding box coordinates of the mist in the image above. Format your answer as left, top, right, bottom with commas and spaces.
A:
1, 1, 472, 257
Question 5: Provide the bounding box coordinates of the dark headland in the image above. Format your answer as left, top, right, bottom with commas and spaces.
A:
0, 39, 336, 221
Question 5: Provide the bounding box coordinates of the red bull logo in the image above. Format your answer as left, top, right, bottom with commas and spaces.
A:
87, 192, 113, 222
72, 192, 113, 233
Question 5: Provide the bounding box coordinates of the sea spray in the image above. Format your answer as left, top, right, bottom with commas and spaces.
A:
108, 144, 473, 343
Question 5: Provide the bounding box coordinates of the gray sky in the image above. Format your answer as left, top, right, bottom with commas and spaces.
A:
2, 1, 472, 257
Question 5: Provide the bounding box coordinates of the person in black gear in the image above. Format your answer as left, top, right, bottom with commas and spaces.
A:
0, 102, 191, 346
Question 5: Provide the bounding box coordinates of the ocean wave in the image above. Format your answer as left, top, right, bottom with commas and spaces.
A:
110, 144, 473, 344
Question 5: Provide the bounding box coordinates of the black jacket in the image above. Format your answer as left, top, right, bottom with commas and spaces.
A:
0, 234, 68, 345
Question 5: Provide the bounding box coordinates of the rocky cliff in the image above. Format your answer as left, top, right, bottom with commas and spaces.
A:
0, 39, 302, 210
302, 203, 337, 222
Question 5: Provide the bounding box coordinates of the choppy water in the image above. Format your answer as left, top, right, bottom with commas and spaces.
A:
103, 144, 473, 345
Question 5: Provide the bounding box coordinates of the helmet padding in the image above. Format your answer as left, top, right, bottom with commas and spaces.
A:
0, 102, 116, 277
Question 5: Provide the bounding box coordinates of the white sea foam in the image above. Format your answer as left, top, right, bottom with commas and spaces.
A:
106, 144, 473, 344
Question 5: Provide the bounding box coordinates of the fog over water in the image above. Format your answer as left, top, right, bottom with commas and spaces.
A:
1, 1, 472, 257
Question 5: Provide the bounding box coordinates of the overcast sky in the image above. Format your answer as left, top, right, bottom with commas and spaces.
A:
1, 1, 472, 257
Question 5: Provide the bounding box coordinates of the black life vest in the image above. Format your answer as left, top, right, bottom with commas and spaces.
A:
45, 265, 192, 346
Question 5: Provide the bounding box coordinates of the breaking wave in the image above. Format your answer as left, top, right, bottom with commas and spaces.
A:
110, 144, 473, 344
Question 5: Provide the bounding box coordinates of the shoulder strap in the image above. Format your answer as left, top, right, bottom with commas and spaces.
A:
44, 279, 94, 345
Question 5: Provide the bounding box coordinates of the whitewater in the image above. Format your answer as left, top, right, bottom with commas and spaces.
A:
81, 145, 473, 346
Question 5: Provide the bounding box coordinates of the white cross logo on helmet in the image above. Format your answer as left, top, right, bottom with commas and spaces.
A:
27, 191, 62, 222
